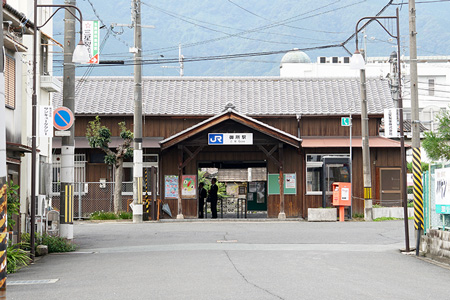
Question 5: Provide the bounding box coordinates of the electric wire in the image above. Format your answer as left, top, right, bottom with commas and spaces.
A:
141, 0, 366, 55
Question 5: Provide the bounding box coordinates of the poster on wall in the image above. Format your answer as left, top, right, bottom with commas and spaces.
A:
435, 168, 450, 214
165, 175, 178, 199
182, 175, 197, 198
285, 174, 296, 189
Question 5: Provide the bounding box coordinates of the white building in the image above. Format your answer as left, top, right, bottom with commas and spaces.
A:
280, 49, 450, 162
4, 0, 61, 238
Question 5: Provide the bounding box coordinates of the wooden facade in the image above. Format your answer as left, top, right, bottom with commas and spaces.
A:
60, 107, 403, 219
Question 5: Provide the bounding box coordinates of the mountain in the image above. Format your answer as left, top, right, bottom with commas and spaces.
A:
51, 0, 450, 77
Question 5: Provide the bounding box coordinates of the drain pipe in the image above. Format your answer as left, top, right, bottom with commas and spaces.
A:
296, 114, 301, 139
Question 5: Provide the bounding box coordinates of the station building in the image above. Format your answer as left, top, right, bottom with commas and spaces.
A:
52, 76, 404, 219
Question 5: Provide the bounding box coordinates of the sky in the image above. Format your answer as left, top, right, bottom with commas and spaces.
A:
50, 0, 450, 77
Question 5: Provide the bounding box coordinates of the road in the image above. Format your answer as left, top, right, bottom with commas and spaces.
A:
7, 220, 450, 300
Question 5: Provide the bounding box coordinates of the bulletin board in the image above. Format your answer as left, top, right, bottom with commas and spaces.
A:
268, 173, 297, 195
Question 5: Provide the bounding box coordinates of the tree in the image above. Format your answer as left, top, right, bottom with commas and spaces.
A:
86, 116, 133, 213
422, 109, 450, 161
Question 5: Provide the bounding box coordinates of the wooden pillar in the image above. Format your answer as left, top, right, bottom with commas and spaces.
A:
177, 145, 184, 219
278, 143, 286, 219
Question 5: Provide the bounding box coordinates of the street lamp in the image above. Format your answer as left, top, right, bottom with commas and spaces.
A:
350, 8, 410, 251
31, 2, 87, 259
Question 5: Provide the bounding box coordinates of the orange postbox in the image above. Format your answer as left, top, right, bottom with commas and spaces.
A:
332, 182, 351, 222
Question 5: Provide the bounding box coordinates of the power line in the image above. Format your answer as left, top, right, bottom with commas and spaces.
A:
393, 0, 450, 4
226, 0, 351, 34
141, 0, 365, 55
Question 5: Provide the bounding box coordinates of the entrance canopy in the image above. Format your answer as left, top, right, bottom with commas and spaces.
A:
159, 108, 301, 150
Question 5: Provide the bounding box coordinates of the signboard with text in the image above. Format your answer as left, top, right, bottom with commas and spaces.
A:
40, 106, 53, 137
82, 20, 100, 64
436, 168, 450, 214
384, 108, 398, 138
208, 133, 253, 145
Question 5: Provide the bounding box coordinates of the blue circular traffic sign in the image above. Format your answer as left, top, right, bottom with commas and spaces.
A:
53, 107, 74, 131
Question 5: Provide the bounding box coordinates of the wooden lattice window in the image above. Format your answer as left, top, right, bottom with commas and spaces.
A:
5, 55, 15, 109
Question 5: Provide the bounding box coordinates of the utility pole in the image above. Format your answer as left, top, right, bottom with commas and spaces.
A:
60, 0, 76, 239
0, 4, 7, 297
409, 0, 423, 255
360, 69, 373, 221
132, 0, 143, 223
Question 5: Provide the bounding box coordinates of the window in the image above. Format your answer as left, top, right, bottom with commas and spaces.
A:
5, 54, 15, 109
121, 154, 159, 196
52, 154, 86, 195
41, 38, 49, 75
306, 155, 323, 194
428, 79, 435, 96
306, 154, 350, 195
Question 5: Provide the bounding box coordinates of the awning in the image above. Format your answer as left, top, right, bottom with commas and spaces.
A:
6, 142, 33, 153
301, 136, 409, 148
53, 137, 163, 149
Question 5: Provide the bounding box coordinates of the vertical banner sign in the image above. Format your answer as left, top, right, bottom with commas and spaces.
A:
40, 106, 53, 137
82, 20, 100, 64
384, 108, 398, 138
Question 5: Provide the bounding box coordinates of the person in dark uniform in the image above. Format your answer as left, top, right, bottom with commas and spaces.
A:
198, 182, 207, 218
209, 178, 219, 219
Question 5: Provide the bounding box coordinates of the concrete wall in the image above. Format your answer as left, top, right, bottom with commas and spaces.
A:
372, 207, 414, 219
420, 229, 450, 263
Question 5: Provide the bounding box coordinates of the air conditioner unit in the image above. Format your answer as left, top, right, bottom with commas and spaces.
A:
40, 75, 62, 93
37, 195, 48, 217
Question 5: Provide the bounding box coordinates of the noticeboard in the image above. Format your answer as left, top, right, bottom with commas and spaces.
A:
268, 173, 297, 195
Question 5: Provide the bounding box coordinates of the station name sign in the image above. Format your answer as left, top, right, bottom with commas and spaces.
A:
208, 133, 253, 145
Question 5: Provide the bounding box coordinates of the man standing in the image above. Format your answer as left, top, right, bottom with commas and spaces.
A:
198, 182, 207, 218
209, 178, 218, 219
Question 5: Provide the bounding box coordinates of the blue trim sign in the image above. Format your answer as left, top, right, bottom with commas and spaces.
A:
53, 107, 75, 131
436, 167, 450, 214
208, 133, 253, 145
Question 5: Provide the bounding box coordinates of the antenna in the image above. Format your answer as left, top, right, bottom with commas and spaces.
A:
161, 43, 184, 77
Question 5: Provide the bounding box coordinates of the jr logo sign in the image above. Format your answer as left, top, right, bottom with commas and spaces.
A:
208, 134, 224, 144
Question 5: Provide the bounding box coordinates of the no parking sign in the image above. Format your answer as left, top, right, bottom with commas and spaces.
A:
53, 107, 75, 131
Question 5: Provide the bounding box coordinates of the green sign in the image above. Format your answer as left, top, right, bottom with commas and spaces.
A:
341, 117, 351, 126
268, 174, 296, 195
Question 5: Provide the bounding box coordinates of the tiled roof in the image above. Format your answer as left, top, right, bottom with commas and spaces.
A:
53, 76, 394, 116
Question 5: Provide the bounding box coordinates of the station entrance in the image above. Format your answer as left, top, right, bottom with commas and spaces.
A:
198, 161, 268, 219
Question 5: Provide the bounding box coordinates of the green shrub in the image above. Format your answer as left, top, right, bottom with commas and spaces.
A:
374, 217, 399, 221
118, 211, 132, 219
21, 232, 76, 253
7, 242, 31, 274
6, 181, 20, 230
353, 213, 364, 219
372, 204, 382, 208
90, 211, 119, 220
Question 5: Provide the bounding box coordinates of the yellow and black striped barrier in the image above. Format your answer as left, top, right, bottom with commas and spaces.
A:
144, 168, 150, 214
0, 182, 8, 297
364, 187, 372, 200
60, 183, 74, 224
413, 148, 424, 230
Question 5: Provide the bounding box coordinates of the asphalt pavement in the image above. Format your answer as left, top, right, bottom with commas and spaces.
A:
7, 219, 450, 300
